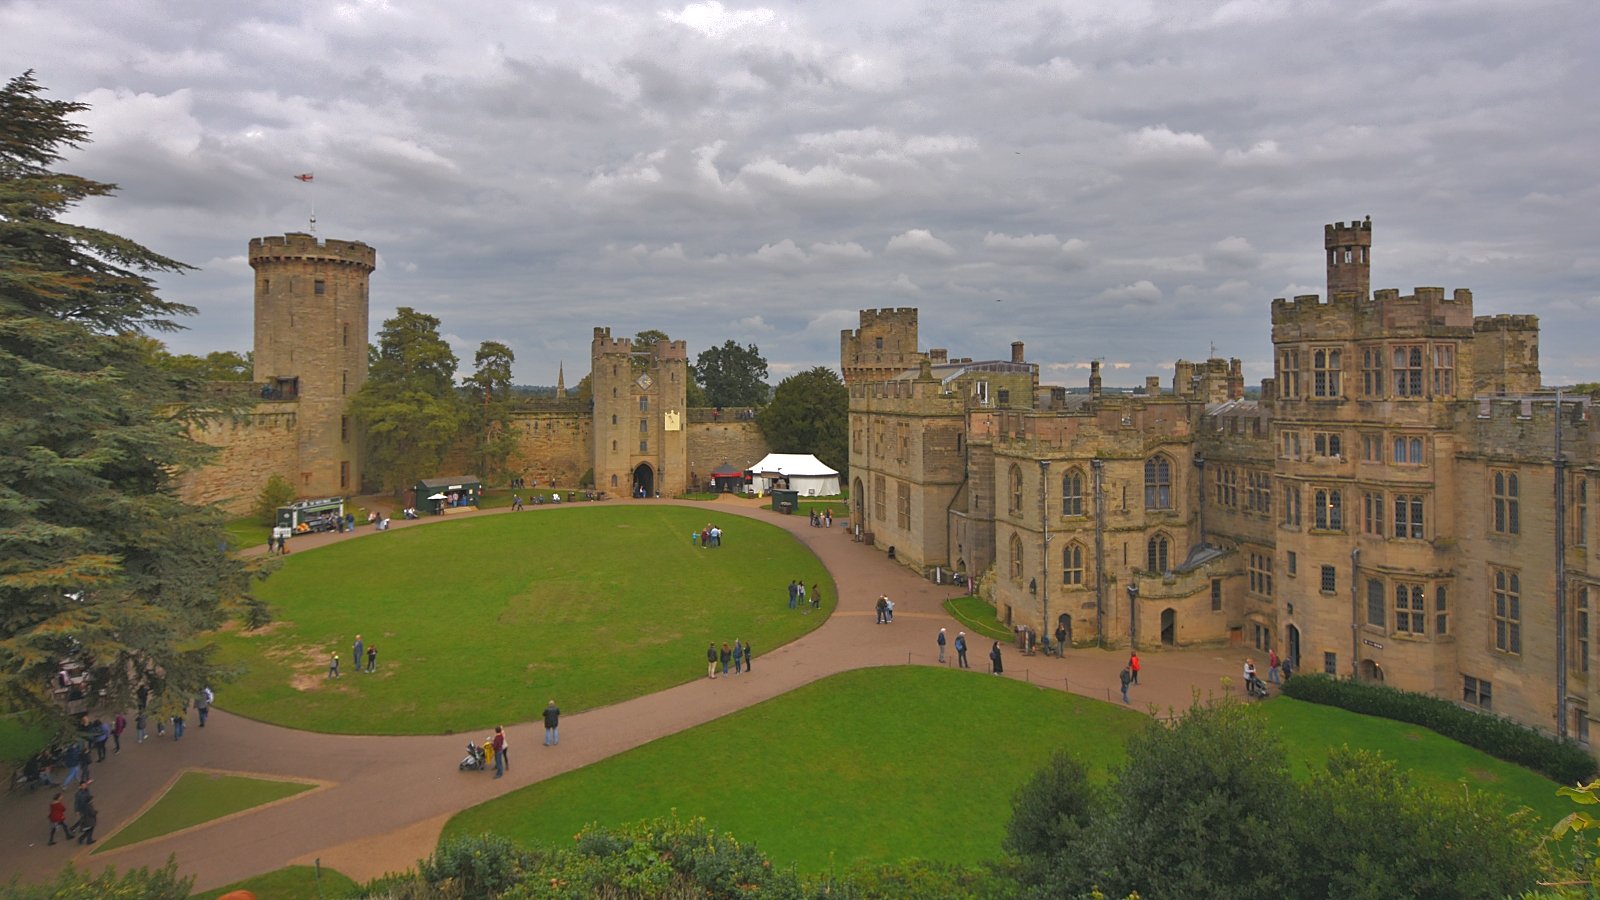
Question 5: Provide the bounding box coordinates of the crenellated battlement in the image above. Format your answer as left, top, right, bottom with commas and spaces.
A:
1475, 313, 1540, 333
249, 233, 375, 270
851, 307, 919, 329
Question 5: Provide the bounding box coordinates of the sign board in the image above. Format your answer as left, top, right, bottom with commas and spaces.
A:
1361, 639, 1384, 650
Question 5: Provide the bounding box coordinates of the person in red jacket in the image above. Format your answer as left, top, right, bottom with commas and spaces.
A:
1129, 651, 1142, 685
47, 792, 73, 844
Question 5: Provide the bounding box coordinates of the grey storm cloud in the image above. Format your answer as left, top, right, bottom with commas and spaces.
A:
3, 0, 1597, 385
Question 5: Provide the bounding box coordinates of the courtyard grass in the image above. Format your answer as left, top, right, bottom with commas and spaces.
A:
0, 715, 53, 765
444, 666, 1146, 872
191, 864, 358, 900
211, 505, 834, 734
943, 595, 1013, 641
443, 667, 1566, 874
94, 771, 314, 853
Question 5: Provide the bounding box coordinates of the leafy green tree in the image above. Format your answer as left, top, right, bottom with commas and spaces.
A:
695, 340, 770, 407
1098, 699, 1294, 899
253, 474, 297, 526
1004, 749, 1103, 894
758, 367, 848, 476
632, 328, 670, 374
466, 340, 519, 481
1284, 747, 1540, 899
348, 307, 465, 491
0, 71, 258, 727
155, 347, 251, 382
3, 858, 192, 899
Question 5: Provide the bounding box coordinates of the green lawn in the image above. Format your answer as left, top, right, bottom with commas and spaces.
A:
223, 516, 271, 552
191, 864, 359, 900
444, 667, 1146, 872
943, 596, 1013, 641
94, 772, 314, 853
444, 667, 1567, 874
212, 505, 834, 734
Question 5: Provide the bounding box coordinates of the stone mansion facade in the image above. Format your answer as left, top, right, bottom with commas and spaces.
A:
845, 219, 1600, 746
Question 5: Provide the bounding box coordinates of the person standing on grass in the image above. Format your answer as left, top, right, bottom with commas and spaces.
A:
707, 643, 719, 679
544, 700, 560, 746
366, 646, 378, 673
955, 632, 969, 669
353, 635, 364, 674
788, 580, 798, 609
47, 792, 73, 845
937, 628, 947, 663
796, 582, 806, 608
720, 642, 732, 676
1128, 651, 1141, 685
990, 642, 1004, 676
811, 584, 821, 611
492, 726, 506, 778
1120, 665, 1133, 704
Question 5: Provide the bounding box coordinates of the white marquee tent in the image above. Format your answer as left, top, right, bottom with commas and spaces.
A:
747, 453, 841, 496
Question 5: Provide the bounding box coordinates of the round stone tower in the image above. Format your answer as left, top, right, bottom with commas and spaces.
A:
249, 233, 376, 497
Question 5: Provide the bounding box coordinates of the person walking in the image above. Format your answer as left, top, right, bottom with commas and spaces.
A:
58, 742, 82, 788
491, 726, 506, 778
732, 640, 744, 674
720, 642, 732, 676
328, 652, 340, 678
47, 793, 74, 844
543, 700, 560, 746
111, 712, 126, 753
353, 635, 364, 674
91, 719, 108, 762
75, 792, 98, 845
1128, 652, 1141, 685
707, 643, 718, 679
955, 632, 969, 669
172, 707, 186, 741
195, 686, 213, 727
937, 628, 947, 663
72, 781, 93, 842
1267, 648, 1281, 684
989, 642, 1004, 676
135, 711, 148, 743
1119, 665, 1133, 704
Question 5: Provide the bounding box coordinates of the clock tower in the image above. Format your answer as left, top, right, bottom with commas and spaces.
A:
590, 327, 688, 497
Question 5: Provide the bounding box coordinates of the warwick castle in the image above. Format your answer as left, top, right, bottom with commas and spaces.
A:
180, 219, 1599, 751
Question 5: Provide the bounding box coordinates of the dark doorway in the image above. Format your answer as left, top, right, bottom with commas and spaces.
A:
1287, 625, 1301, 670
1159, 608, 1176, 646
632, 463, 655, 498
1058, 613, 1073, 645
1359, 659, 1385, 682
853, 477, 865, 528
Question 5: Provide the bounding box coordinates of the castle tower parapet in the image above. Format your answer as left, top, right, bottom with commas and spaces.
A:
841, 307, 923, 384
1325, 216, 1372, 298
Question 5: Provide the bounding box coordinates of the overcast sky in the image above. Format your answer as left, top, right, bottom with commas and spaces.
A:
4, 0, 1596, 387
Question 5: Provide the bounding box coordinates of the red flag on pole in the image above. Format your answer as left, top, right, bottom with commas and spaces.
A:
294, 173, 314, 182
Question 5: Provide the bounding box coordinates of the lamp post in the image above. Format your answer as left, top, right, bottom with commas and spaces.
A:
1040, 460, 1051, 656
1127, 582, 1140, 650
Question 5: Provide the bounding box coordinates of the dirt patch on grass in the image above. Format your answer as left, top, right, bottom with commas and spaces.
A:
216, 618, 296, 637
290, 673, 326, 692
1467, 767, 1501, 783
1404, 731, 1424, 741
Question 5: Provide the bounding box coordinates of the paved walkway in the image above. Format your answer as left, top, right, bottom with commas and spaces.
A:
0, 496, 1242, 891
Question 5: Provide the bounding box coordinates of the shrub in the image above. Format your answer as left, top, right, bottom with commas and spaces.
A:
415, 833, 540, 898
1280, 674, 1596, 784
3, 858, 191, 899
253, 474, 296, 526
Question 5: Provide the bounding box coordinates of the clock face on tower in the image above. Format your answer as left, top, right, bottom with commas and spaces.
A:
636, 373, 653, 391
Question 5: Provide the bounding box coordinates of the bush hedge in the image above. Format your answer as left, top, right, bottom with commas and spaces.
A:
1279, 673, 1596, 784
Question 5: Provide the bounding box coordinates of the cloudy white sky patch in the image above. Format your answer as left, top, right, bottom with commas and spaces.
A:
3, 0, 1596, 386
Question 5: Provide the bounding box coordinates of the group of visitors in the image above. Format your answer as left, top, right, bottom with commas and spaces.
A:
936, 629, 972, 668
267, 525, 293, 554
807, 507, 834, 527
874, 594, 895, 623
696, 523, 724, 547
707, 640, 754, 678
786, 580, 820, 611
330, 634, 379, 678
33, 680, 215, 848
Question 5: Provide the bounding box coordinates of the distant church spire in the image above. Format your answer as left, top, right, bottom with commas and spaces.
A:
556, 361, 566, 399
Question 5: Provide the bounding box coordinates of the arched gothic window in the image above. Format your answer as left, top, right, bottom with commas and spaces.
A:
1062, 469, 1085, 516
1147, 533, 1170, 573
1144, 456, 1172, 510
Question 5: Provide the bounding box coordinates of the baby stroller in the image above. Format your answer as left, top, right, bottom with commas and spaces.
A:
1246, 674, 1270, 700
459, 739, 487, 771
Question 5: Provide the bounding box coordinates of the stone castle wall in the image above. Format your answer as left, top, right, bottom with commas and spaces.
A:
177, 405, 303, 514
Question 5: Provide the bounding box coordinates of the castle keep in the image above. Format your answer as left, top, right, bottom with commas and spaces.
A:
848, 218, 1600, 748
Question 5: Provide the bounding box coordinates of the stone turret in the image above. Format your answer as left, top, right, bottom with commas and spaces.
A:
1326, 216, 1372, 299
